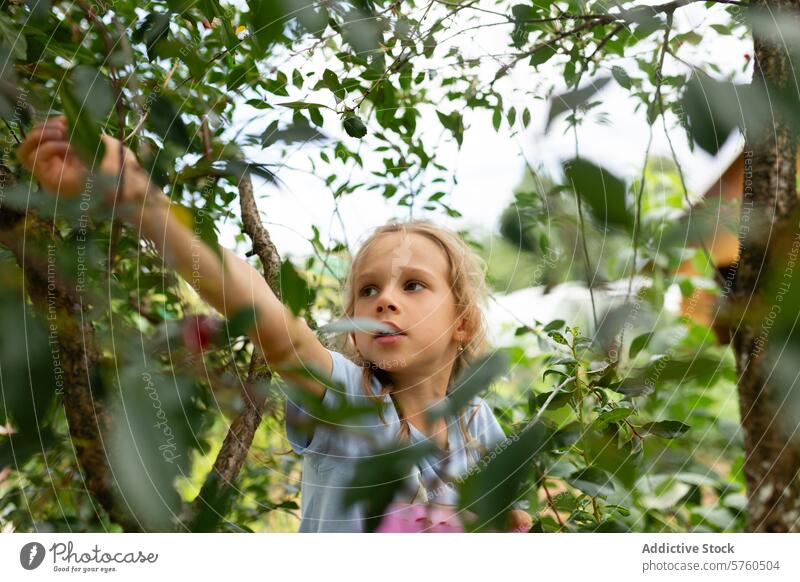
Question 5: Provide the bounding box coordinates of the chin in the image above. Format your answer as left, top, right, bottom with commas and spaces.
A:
366, 355, 407, 372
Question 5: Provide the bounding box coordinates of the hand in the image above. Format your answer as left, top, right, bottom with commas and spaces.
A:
17, 116, 151, 206
505, 509, 532, 533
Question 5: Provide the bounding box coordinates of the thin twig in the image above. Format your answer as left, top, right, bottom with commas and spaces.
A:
542, 479, 567, 530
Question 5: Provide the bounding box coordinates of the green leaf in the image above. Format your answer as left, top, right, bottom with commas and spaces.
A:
595, 407, 633, 428
530, 45, 556, 67
262, 122, 327, 147
106, 364, 202, 530
189, 205, 222, 260
436, 110, 464, 146
459, 422, 556, 531
343, 441, 436, 532
547, 330, 568, 345
582, 427, 641, 490
279, 258, 310, 316
492, 107, 502, 130
514, 325, 533, 336
710, 24, 733, 35
278, 101, 327, 110
427, 351, 509, 418
214, 160, 278, 184
149, 95, 191, 148
0, 286, 59, 431
133, 11, 171, 61
189, 471, 238, 532
567, 467, 615, 497
543, 319, 565, 332
644, 353, 725, 386
530, 389, 572, 411
563, 158, 631, 230
59, 77, 105, 165
511, 4, 542, 21
0, 13, 27, 60
248, 0, 285, 55
546, 77, 610, 131
292, 1, 329, 35
321, 68, 345, 101
70, 66, 115, 122
24, 0, 51, 24
680, 75, 741, 155
343, 115, 367, 138
640, 420, 690, 439
166, 0, 195, 12
317, 317, 395, 335
281, 370, 384, 428
629, 332, 654, 358
611, 66, 631, 89
292, 68, 303, 88
610, 379, 652, 398
507, 107, 516, 127
0, 428, 56, 470
226, 65, 249, 91
226, 305, 258, 338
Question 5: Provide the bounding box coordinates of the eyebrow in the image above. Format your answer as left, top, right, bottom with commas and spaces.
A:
355, 266, 439, 286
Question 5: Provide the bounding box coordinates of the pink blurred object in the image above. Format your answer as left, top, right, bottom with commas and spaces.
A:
181, 314, 222, 352
376, 503, 464, 533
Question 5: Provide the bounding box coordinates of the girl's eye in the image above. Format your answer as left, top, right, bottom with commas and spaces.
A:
405, 280, 425, 291
360, 286, 377, 297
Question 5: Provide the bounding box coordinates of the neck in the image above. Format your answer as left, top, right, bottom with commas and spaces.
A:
387, 362, 453, 436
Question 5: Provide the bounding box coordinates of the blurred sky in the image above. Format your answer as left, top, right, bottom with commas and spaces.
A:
220, 2, 752, 262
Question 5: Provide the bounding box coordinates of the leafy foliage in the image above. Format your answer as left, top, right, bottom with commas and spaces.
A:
0, 0, 773, 532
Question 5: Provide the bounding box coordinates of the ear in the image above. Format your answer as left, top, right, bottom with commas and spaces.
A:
453, 313, 473, 344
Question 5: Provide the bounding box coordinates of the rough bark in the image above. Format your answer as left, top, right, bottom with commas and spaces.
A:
0, 192, 140, 532
190, 170, 283, 523
731, 0, 800, 532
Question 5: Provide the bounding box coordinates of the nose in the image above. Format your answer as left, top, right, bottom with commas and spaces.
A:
375, 289, 398, 313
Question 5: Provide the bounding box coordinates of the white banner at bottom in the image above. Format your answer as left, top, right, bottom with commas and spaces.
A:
1, 533, 798, 581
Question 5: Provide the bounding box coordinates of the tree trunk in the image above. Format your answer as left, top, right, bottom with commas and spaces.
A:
731, 0, 800, 532
0, 188, 140, 532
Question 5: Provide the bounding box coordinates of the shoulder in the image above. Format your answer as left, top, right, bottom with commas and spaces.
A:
326, 348, 383, 401
463, 396, 507, 448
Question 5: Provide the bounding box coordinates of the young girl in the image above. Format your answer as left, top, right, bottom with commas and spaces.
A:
19, 117, 532, 533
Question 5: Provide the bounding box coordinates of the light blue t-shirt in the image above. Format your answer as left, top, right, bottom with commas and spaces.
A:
284, 348, 510, 532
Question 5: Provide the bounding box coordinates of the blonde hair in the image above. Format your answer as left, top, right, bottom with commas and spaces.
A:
334, 219, 492, 452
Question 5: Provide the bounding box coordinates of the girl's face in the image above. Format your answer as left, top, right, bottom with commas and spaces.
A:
350, 231, 469, 373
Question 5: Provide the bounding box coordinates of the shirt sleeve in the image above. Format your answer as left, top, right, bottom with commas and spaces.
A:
467, 397, 508, 451
284, 348, 367, 455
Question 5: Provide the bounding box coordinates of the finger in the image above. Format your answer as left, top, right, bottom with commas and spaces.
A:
42, 115, 67, 130
19, 136, 69, 171
28, 116, 67, 137
99, 134, 134, 172
29, 141, 72, 172
33, 129, 66, 145
18, 128, 67, 166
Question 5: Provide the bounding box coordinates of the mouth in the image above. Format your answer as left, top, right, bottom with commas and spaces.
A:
373, 332, 406, 345
372, 322, 406, 340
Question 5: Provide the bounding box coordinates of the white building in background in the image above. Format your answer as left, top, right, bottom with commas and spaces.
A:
486, 278, 683, 349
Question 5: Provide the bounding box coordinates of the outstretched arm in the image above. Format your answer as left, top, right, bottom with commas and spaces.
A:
18, 116, 332, 398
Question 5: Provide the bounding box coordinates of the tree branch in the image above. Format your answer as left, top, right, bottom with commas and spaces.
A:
189, 170, 284, 529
